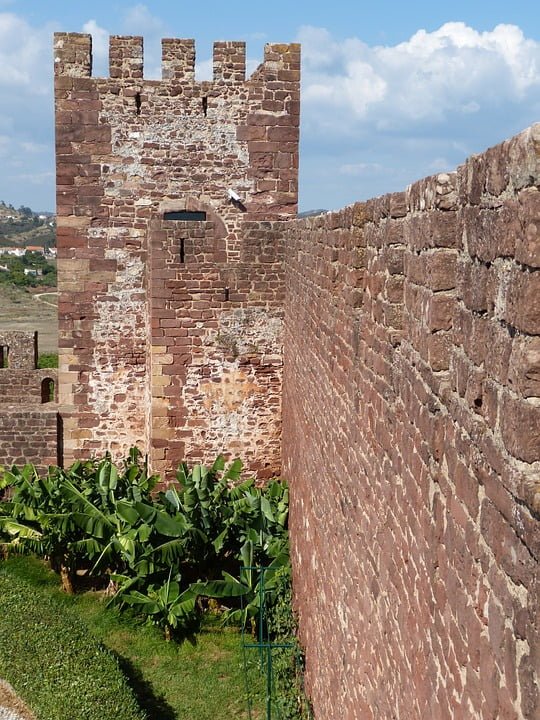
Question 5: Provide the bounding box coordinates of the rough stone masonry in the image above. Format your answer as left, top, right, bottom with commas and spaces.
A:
283, 126, 540, 719
53, 32, 539, 720
54, 33, 299, 480
0, 332, 58, 471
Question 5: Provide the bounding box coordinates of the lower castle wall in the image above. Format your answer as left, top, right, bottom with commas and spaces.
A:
282, 126, 539, 719
0, 369, 58, 405
0, 333, 58, 472
0, 407, 58, 472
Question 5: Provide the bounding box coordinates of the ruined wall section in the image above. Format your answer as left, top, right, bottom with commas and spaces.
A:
54, 33, 299, 471
0, 331, 58, 471
283, 125, 539, 719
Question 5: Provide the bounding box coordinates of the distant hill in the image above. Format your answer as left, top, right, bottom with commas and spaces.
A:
298, 209, 327, 218
0, 201, 56, 249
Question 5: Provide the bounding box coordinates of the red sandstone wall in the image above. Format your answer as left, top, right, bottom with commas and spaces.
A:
283, 125, 539, 719
0, 331, 58, 470
149, 219, 284, 478
0, 408, 58, 471
54, 33, 298, 475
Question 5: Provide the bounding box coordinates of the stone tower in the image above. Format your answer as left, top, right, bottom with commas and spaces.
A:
54, 33, 300, 478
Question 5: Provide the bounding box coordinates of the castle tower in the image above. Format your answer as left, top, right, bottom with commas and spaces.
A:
54, 33, 300, 478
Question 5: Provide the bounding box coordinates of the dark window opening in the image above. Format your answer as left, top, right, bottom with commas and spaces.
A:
135, 92, 142, 115
224, 287, 230, 301
41, 377, 55, 404
164, 211, 207, 221
202, 96, 208, 116
180, 239, 185, 264
0, 346, 8, 368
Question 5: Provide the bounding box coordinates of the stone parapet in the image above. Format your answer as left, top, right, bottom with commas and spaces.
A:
283, 124, 540, 720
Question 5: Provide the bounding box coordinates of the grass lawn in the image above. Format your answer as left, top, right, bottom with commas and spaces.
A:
1, 556, 264, 720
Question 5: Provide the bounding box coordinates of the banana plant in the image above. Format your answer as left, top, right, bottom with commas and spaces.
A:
190, 535, 290, 630
119, 569, 199, 641
0, 464, 83, 592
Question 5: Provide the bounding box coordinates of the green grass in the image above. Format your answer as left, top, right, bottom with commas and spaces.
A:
0, 556, 264, 720
0, 560, 144, 720
37, 352, 58, 368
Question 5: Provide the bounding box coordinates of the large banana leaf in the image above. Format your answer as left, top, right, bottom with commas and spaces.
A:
0, 518, 42, 539
189, 572, 250, 599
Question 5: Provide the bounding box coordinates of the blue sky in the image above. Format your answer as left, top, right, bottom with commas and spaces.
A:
0, 0, 539, 211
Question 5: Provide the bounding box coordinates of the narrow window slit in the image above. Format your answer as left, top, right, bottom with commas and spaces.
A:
224, 287, 230, 301
164, 211, 206, 221
202, 97, 208, 116
180, 239, 185, 264
135, 92, 142, 115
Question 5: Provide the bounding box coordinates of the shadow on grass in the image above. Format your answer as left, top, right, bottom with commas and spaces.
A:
113, 652, 177, 720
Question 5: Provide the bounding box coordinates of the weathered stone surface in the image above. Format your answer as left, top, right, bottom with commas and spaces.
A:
54, 33, 299, 479
283, 127, 540, 720
53, 35, 539, 720
0, 332, 58, 470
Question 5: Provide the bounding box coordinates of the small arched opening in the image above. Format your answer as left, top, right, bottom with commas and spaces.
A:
0, 345, 9, 368
41, 377, 55, 404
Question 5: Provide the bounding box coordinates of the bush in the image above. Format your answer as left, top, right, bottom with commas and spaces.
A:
37, 353, 58, 368
0, 569, 145, 720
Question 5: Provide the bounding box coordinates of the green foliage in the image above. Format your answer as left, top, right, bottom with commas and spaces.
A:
0, 450, 158, 592
121, 569, 199, 641
0, 251, 56, 287
1, 555, 264, 720
0, 567, 145, 720
267, 565, 313, 720
37, 352, 58, 368
0, 453, 305, 716
0, 451, 290, 642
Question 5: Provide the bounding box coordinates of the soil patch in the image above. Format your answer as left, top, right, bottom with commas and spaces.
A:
0, 285, 57, 354
0, 680, 35, 720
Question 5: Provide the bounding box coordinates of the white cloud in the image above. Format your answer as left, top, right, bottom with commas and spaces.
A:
195, 58, 213, 82
298, 22, 540, 210
0, 12, 54, 91
13, 171, 55, 186
122, 3, 166, 35
20, 141, 47, 154
0, 12, 538, 214
299, 22, 540, 127
339, 162, 383, 176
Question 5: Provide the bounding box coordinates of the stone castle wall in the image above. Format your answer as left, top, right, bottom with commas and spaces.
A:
0, 331, 58, 471
54, 33, 299, 478
53, 31, 539, 720
282, 125, 539, 719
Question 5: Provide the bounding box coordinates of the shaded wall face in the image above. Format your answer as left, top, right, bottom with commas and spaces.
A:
283, 125, 539, 719
0, 331, 37, 370
54, 33, 299, 474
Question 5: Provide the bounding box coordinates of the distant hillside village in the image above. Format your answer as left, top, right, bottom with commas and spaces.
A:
0, 201, 57, 287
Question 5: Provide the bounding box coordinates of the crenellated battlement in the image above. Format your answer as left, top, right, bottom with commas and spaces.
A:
109, 35, 144, 80
161, 38, 196, 81
54, 29, 300, 478
53, 32, 92, 78
53, 32, 300, 84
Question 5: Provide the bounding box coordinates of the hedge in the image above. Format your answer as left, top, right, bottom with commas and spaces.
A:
0, 570, 145, 720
